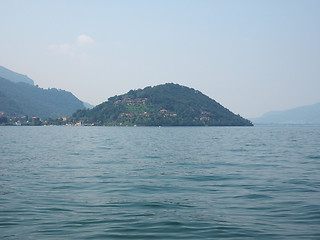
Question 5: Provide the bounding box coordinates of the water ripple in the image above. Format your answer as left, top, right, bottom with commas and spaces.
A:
1, 126, 320, 239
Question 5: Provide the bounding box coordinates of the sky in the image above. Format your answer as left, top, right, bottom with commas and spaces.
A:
1, 0, 319, 118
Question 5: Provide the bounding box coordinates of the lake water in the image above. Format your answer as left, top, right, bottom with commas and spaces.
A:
1, 126, 320, 239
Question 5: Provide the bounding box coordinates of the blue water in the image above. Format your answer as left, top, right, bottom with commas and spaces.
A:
1, 126, 320, 239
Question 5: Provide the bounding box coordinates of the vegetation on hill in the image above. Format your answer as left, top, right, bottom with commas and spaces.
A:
0, 77, 85, 119
72, 83, 253, 126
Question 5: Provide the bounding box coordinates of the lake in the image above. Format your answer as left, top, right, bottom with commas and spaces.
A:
1, 126, 320, 239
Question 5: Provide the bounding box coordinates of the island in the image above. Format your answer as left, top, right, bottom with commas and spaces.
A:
71, 83, 253, 126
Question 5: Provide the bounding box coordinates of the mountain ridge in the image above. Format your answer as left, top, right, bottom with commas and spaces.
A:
0, 76, 86, 119
0, 65, 34, 85
252, 102, 320, 125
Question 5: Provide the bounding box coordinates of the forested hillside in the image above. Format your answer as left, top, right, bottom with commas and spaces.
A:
72, 83, 252, 126
0, 77, 85, 119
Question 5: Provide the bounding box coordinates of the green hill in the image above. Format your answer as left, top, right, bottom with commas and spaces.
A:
72, 83, 253, 126
0, 76, 85, 119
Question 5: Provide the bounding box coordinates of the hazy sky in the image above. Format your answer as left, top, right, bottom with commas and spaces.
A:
1, 0, 319, 118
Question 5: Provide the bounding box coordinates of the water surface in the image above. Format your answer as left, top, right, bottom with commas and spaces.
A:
1, 126, 320, 239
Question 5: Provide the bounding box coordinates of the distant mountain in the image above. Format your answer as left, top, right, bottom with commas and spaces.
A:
83, 102, 95, 109
72, 83, 253, 126
0, 65, 34, 85
252, 102, 320, 125
0, 76, 85, 119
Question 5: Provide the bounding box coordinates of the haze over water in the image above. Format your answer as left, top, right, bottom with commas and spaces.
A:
1, 126, 320, 239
